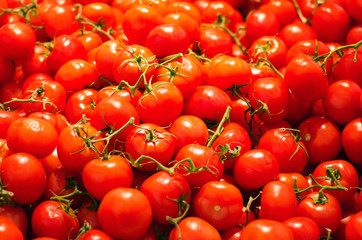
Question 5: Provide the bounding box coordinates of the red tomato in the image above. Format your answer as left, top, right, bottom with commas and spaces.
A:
312, 160, 359, 204
311, 3, 350, 43
97, 187, 152, 239
205, 55, 251, 91
211, 122, 251, 172
239, 219, 294, 240
145, 23, 190, 58
125, 123, 175, 171
76, 201, 101, 230
278, 20, 317, 49
346, 0, 362, 22
259, 181, 298, 221
248, 77, 291, 123
0, 22, 36, 61
183, 85, 232, 123
0, 110, 21, 138
7, 117, 58, 159
82, 155, 133, 200
122, 5, 163, 45
297, 192, 342, 235
194, 181, 244, 231
342, 117, 362, 165
298, 116, 342, 164
277, 172, 310, 199
234, 149, 280, 191
65, 88, 98, 124
140, 171, 191, 225
174, 144, 224, 188
284, 54, 328, 102
169, 217, 221, 240
31, 201, 79, 240
199, 26, 233, 58
82, 2, 115, 31
258, 128, 308, 173
345, 211, 362, 240
167, 115, 209, 154
323, 80, 362, 125
0, 204, 28, 238
259, 0, 297, 27
0, 216, 24, 240
136, 82, 184, 126
283, 216, 320, 240
245, 9, 279, 45
79, 229, 114, 240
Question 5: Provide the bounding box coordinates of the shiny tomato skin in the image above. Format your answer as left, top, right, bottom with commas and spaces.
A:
283, 216, 320, 240
239, 219, 294, 240
234, 149, 280, 191
342, 117, 362, 165
0, 204, 28, 238
82, 155, 133, 200
169, 217, 221, 240
79, 229, 114, 240
1, 153, 46, 205
140, 171, 191, 225
0, 216, 24, 240
194, 181, 244, 231
97, 187, 153, 240
345, 211, 362, 240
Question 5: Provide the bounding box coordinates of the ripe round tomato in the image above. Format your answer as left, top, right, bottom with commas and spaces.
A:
342, 117, 362, 165
239, 219, 294, 240
0, 216, 24, 240
31, 201, 79, 240
283, 216, 320, 240
345, 211, 362, 240
82, 155, 133, 200
79, 229, 114, 240
234, 149, 280, 191
194, 181, 244, 231
97, 187, 153, 239
199, 26, 233, 58
0, 204, 28, 238
169, 217, 222, 240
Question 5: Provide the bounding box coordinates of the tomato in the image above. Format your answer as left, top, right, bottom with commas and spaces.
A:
199, 26, 233, 58
297, 192, 342, 235
97, 187, 153, 239
145, 23, 190, 58
284, 54, 328, 102
346, 24, 362, 45
311, 3, 350, 43
82, 155, 133, 200
278, 20, 317, 49
248, 35, 287, 69
312, 160, 359, 204
125, 123, 175, 171
112, 44, 158, 87
0, 216, 24, 240
277, 172, 310, 199
0, 22, 36, 61
259, 0, 297, 28
140, 171, 191, 225
31, 201, 79, 240
332, 46, 362, 88
259, 180, 298, 221
82, 2, 115, 31
342, 117, 362, 165
64, 88, 98, 124
0, 55, 15, 85
183, 85, 232, 123
167, 1, 202, 24
298, 116, 342, 165
90, 95, 140, 145
234, 149, 280, 191
211, 122, 251, 172
239, 219, 294, 240
205, 55, 251, 92
169, 217, 221, 240
122, 5, 163, 45
0, 110, 21, 138
38, 149, 63, 177
244, 9, 279, 45
167, 115, 209, 154
345, 211, 362, 240
174, 144, 224, 188
323, 80, 362, 125
96, 86, 142, 107
55, 59, 99, 92
0, 204, 28, 238
248, 77, 291, 123
136, 82, 183, 126
258, 128, 308, 173
7, 117, 58, 159
194, 181, 244, 231
283, 216, 320, 240
346, 0, 362, 22
46, 35, 87, 77
1, 152, 46, 204
94, 39, 123, 82
79, 229, 114, 240
155, 54, 203, 99
57, 123, 105, 173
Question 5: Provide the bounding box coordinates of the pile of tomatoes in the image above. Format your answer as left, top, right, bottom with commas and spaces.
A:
0, 0, 362, 239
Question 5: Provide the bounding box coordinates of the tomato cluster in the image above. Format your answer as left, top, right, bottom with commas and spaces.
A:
0, 0, 362, 239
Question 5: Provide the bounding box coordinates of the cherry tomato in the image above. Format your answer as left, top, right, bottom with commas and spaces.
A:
0, 216, 24, 240
283, 216, 320, 240
239, 219, 294, 240
342, 117, 362, 165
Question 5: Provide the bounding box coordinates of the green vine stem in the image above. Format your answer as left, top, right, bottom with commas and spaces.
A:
255, 57, 284, 79
242, 191, 261, 228
279, 128, 309, 161
74, 221, 92, 240
291, 0, 310, 24
206, 105, 232, 148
